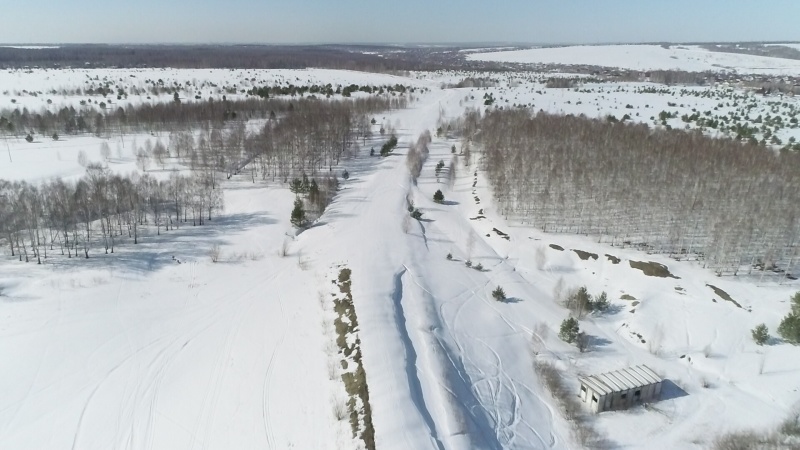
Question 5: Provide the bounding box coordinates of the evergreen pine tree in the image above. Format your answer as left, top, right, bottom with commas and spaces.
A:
559, 317, 580, 344
291, 198, 306, 228
778, 313, 800, 344
592, 291, 609, 312
751, 324, 770, 345
492, 286, 506, 301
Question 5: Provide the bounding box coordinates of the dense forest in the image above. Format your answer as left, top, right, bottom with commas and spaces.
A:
0, 44, 503, 72
459, 109, 800, 277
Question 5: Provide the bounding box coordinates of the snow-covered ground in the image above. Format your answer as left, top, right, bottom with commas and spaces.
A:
767, 43, 800, 51
1, 62, 799, 449
0, 67, 427, 112
468, 44, 800, 75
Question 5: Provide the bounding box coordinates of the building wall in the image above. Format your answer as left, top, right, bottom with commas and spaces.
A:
581, 380, 663, 413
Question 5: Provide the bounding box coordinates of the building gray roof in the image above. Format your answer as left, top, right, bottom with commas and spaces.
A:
578, 365, 661, 396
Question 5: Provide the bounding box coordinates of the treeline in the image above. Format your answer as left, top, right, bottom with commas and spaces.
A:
464, 109, 800, 276
0, 167, 221, 262
1, 94, 400, 263
248, 83, 412, 98
0, 95, 404, 139
0, 44, 503, 72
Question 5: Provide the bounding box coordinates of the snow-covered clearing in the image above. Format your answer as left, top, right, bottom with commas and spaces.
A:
1, 62, 799, 449
0, 182, 343, 449
468, 44, 800, 75
0, 67, 427, 112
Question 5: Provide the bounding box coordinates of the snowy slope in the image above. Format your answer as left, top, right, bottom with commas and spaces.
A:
1, 67, 799, 450
468, 44, 800, 74
0, 183, 348, 449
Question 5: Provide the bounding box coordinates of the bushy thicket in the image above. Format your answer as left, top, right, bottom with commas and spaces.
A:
406, 131, 431, 182
0, 168, 219, 261
778, 292, 800, 344
460, 109, 800, 277
752, 323, 770, 346
1, 95, 398, 262
562, 286, 609, 318
0, 95, 401, 142
712, 410, 800, 449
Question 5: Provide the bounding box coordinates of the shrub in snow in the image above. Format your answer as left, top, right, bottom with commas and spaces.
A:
492, 286, 506, 302
342, 170, 349, 180
25, 133, 33, 143
592, 291, 609, 312
576, 332, 589, 353
433, 189, 444, 203
559, 317, 579, 344
209, 244, 221, 263
380, 134, 397, 156
777, 292, 800, 345
446, 253, 452, 260
410, 208, 422, 220
778, 313, 800, 344
751, 324, 770, 346
564, 286, 592, 318
465, 260, 472, 268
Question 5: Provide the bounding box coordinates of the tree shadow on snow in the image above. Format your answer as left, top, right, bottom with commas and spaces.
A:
588, 335, 612, 349
40, 212, 276, 276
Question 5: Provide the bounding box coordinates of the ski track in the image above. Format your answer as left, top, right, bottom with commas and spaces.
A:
262, 295, 287, 449
64, 265, 290, 450
391, 268, 445, 450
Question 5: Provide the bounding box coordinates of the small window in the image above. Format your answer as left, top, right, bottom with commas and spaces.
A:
621, 393, 627, 399
581, 386, 587, 393
591, 395, 598, 403
635, 390, 641, 397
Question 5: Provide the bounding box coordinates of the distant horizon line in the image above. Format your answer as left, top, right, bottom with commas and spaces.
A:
2, 40, 800, 48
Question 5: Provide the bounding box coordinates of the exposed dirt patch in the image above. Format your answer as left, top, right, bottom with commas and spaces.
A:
573, 249, 598, 261
549, 244, 564, 251
620, 294, 637, 301
629, 260, 680, 279
605, 254, 621, 264
469, 215, 486, 221
706, 284, 742, 308
492, 228, 510, 240
333, 267, 376, 449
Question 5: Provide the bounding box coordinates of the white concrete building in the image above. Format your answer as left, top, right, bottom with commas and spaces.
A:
579, 365, 662, 413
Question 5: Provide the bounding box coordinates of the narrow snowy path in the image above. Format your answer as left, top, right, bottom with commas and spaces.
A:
298, 89, 570, 449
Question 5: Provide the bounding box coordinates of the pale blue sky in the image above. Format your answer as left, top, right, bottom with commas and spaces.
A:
2, 1, 799, 44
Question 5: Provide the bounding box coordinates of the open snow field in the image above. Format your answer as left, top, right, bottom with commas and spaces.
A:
469, 44, 800, 75
2, 56, 800, 449
0, 67, 426, 112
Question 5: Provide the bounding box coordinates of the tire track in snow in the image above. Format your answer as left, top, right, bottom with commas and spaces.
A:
418, 225, 557, 448
391, 268, 445, 450
261, 295, 287, 449
403, 265, 505, 450
186, 267, 289, 450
